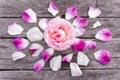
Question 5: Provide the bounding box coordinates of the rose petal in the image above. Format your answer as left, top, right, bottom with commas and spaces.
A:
22, 8, 37, 23
73, 16, 89, 28
38, 18, 49, 31
48, 2, 59, 16
75, 27, 86, 37
72, 38, 86, 52
8, 23, 24, 35
12, 52, 26, 61
92, 20, 101, 29
34, 59, 45, 72
41, 48, 54, 62
88, 5, 101, 18
95, 28, 112, 42
94, 50, 111, 65
70, 62, 82, 77
77, 52, 89, 66
26, 27, 43, 42
50, 55, 62, 71
86, 40, 97, 50
13, 38, 29, 50
65, 6, 77, 20
29, 43, 44, 57
62, 54, 73, 63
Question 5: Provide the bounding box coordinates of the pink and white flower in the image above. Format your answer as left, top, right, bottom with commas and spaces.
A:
44, 17, 76, 51
13, 38, 29, 50
94, 50, 111, 65
95, 28, 112, 42
86, 40, 97, 50
12, 52, 26, 61
62, 54, 73, 63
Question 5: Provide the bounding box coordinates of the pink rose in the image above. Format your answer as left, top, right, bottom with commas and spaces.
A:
44, 17, 76, 51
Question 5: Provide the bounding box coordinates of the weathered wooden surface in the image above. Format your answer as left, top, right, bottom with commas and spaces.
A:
0, 0, 120, 80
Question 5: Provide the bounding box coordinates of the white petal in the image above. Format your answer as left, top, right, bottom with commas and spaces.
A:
50, 55, 62, 71
77, 52, 89, 66
8, 23, 24, 35
12, 52, 26, 61
62, 54, 73, 63
75, 27, 86, 37
26, 27, 43, 41
92, 20, 101, 29
29, 43, 44, 57
70, 62, 82, 77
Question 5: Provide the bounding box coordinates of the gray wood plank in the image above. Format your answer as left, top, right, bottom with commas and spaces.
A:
0, 0, 96, 17
0, 69, 120, 80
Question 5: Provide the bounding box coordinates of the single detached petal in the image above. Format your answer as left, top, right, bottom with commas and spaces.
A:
77, 52, 89, 66
29, 43, 44, 57
72, 38, 86, 52
50, 55, 62, 71
65, 6, 77, 20
62, 54, 73, 63
95, 28, 112, 42
26, 27, 43, 42
94, 50, 111, 65
73, 16, 89, 28
88, 5, 102, 18
34, 59, 45, 72
22, 8, 37, 23
48, 2, 59, 16
70, 62, 82, 77
13, 38, 29, 50
38, 18, 49, 31
12, 52, 26, 61
75, 27, 86, 37
8, 23, 24, 35
86, 40, 97, 50
41, 48, 54, 62
92, 20, 101, 29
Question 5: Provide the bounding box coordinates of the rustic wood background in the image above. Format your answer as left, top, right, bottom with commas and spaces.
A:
0, 0, 120, 80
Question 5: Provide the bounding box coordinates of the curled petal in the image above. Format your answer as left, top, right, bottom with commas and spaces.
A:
41, 48, 54, 62
34, 59, 45, 72
92, 20, 101, 29
72, 38, 86, 52
50, 55, 62, 71
86, 40, 97, 50
12, 52, 26, 61
48, 2, 59, 16
77, 52, 89, 66
29, 43, 44, 57
88, 5, 101, 18
70, 62, 82, 77
75, 27, 86, 37
95, 28, 112, 42
22, 8, 37, 23
62, 54, 73, 63
13, 38, 29, 50
8, 23, 24, 35
73, 16, 89, 28
94, 50, 111, 65
65, 6, 77, 20
38, 18, 49, 31
26, 27, 43, 41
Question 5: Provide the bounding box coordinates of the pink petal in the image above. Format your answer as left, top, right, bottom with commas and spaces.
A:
8, 23, 24, 35
73, 16, 89, 28
94, 50, 111, 65
88, 5, 102, 18
22, 8, 37, 23
86, 40, 97, 50
29, 43, 44, 57
75, 27, 86, 37
38, 18, 49, 31
48, 2, 59, 16
95, 28, 112, 42
62, 54, 73, 63
41, 48, 54, 62
65, 6, 77, 20
34, 59, 45, 72
12, 52, 26, 61
13, 38, 29, 50
72, 38, 86, 52
92, 20, 101, 29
